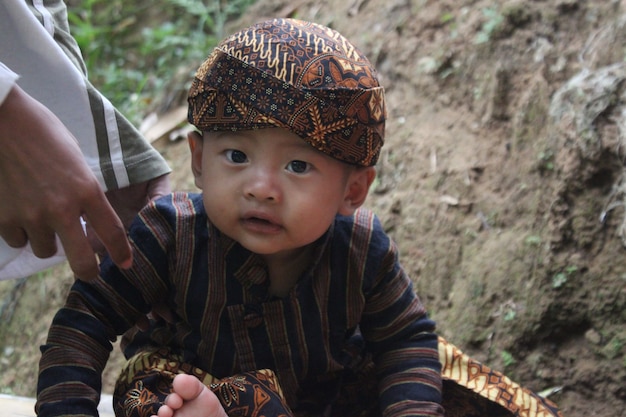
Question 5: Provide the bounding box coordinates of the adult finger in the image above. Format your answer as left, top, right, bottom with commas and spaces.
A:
0, 225, 28, 248
55, 218, 99, 280
24, 223, 58, 258
82, 192, 132, 271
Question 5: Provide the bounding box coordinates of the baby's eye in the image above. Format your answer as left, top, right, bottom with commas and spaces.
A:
225, 149, 248, 164
286, 160, 310, 174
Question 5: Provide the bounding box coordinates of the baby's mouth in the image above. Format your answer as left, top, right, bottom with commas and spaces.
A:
241, 214, 282, 233
247, 216, 274, 226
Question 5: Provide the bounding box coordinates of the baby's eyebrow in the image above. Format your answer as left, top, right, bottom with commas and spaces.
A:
283, 141, 323, 157
207, 131, 253, 142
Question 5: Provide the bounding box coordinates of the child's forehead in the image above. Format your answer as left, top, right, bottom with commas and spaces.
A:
204, 128, 324, 152
188, 18, 386, 168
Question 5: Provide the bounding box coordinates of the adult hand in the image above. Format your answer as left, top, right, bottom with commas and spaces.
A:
85, 174, 173, 332
0, 85, 132, 280
108, 173, 171, 228
86, 173, 171, 259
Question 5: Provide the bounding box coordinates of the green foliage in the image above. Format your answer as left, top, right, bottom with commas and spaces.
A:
524, 235, 541, 246
474, 7, 504, 44
501, 350, 516, 368
537, 148, 555, 172
66, 0, 255, 124
503, 309, 516, 321
601, 333, 625, 360
440, 12, 455, 24
551, 265, 578, 289
551, 272, 568, 289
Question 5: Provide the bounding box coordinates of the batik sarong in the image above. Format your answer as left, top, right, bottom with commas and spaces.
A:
113, 338, 563, 417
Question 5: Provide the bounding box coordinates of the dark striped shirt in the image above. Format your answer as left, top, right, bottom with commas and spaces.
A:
37, 192, 443, 416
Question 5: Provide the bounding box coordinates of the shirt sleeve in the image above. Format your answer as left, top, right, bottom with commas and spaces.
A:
1, 0, 170, 191
0, 62, 18, 105
357, 211, 444, 416
36, 197, 177, 416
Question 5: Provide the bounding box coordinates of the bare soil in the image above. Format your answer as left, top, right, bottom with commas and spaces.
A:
2, 1, 626, 416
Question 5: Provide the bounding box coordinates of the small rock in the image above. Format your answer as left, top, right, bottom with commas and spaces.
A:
584, 328, 602, 345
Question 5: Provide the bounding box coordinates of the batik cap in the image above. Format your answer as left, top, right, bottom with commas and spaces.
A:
188, 18, 386, 166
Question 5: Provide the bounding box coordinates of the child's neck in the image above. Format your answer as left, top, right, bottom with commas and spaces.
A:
262, 245, 315, 298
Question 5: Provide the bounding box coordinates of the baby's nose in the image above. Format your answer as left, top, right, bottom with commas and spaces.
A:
243, 171, 281, 202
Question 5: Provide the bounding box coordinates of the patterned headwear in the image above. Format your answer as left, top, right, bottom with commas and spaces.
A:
188, 18, 386, 166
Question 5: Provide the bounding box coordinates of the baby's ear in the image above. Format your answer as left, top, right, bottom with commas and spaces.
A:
188, 131, 204, 189
338, 167, 376, 215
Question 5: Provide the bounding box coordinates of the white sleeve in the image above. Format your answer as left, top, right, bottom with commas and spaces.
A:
0, 0, 168, 190
0, 239, 66, 281
0, 1, 108, 187
0, 1, 168, 280
0, 62, 19, 106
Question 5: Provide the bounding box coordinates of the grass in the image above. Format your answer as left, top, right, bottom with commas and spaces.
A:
474, 7, 504, 44
66, 0, 256, 124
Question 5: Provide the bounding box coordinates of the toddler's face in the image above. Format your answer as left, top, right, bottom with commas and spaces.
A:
189, 128, 369, 259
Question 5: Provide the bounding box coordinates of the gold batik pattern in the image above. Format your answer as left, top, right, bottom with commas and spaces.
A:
188, 18, 386, 167
112, 339, 564, 417
439, 337, 563, 417
113, 348, 292, 417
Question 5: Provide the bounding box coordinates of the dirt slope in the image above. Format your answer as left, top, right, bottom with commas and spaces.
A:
241, 1, 625, 415
1, 1, 625, 416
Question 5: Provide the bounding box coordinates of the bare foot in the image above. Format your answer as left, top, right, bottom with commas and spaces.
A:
151, 374, 227, 417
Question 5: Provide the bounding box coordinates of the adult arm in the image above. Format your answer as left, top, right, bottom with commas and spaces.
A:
0, 1, 171, 279
87, 174, 171, 259
0, 82, 132, 279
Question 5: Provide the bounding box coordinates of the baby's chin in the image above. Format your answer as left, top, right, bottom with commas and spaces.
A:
239, 238, 316, 261
212, 220, 324, 259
